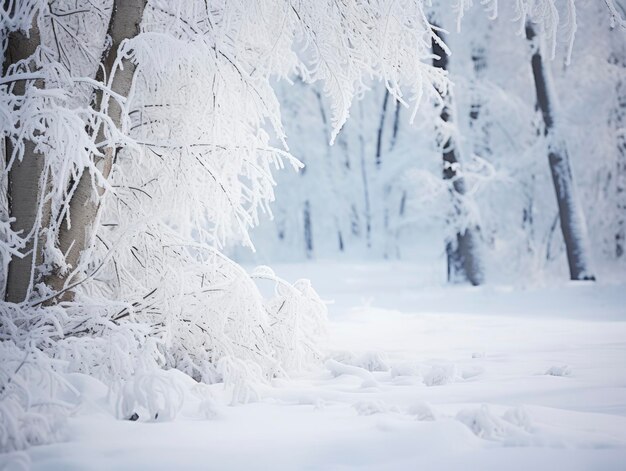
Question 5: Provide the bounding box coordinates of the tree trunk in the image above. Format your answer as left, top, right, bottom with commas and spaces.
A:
358, 101, 372, 249
432, 26, 485, 286
0, 137, 5, 299
468, 26, 492, 160
45, 0, 146, 298
375, 90, 390, 169
609, 30, 626, 258
3, 13, 47, 303
525, 23, 595, 281
303, 200, 313, 258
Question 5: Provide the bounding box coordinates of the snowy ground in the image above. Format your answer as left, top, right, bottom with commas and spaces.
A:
3, 262, 626, 470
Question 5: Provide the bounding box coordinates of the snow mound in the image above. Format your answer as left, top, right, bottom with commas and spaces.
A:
353, 400, 395, 416
423, 364, 459, 386
325, 359, 378, 388
327, 350, 389, 372
406, 401, 439, 421
456, 405, 535, 445
117, 369, 185, 422
389, 362, 420, 378
461, 365, 485, 380
1, 451, 30, 471
251, 265, 276, 278
188, 383, 221, 420
545, 365, 572, 377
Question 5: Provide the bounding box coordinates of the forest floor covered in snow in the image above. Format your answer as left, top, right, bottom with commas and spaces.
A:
3, 262, 626, 470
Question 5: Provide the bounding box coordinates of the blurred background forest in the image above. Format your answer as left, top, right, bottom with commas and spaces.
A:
233, 2, 626, 286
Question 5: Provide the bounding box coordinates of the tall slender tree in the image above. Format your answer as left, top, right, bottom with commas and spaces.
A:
525, 22, 596, 280
608, 25, 626, 259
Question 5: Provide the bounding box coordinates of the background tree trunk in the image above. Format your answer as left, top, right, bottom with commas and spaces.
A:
609, 28, 626, 259
432, 26, 485, 286
303, 200, 313, 258
468, 24, 492, 160
525, 23, 595, 281
45, 0, 146, 298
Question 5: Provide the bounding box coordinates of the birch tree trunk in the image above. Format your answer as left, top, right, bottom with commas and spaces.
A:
45, 0, 146, 298
432, 27, 485, 286
3, 14, 47, 303
525, 23, 596, 281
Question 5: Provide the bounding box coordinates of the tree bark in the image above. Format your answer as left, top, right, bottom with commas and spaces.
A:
0, 137, 5, 299
609, 30, 626, 258
432, 26, 484, 286
45, 0, 146, 298
526, 23, 595, 281
3, 12, 48, 303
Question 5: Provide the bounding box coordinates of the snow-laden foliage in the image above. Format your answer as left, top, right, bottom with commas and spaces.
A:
0, 0, 454, 453
0, 314, 73, 454
465, 0, 623, 65
605, 0, 626, 29
291, 0, 448, 141
452, 0, 578, 63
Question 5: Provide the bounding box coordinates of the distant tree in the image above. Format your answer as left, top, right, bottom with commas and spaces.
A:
432, 25, 485, 286
608, 24, 626, 258
525, 22, 596, 280
467, 24, 492, 162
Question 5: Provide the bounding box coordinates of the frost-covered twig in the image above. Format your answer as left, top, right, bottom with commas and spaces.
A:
605, 0, 626, 29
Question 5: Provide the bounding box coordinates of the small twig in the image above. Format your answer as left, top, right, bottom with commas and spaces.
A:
111, 288, 158, 322
0, 351, 29, 397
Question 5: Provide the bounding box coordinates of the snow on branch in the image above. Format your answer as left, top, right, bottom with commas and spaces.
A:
290, 0, 449, 142
453, 0, 579, 64
605, 0, 626, 29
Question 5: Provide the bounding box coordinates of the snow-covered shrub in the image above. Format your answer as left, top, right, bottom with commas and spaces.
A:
251, 266, 328, 374
456, 404, 535, 445
0, 313, 73, 452
423, 364, 459, 387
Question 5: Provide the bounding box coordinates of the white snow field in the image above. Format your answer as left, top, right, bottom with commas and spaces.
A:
3, 262, 626, 471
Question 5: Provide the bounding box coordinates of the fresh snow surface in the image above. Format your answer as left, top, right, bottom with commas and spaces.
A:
3, 262, 626, 471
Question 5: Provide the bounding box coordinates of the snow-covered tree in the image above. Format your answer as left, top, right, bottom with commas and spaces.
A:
525, 20, 595, 281
0, 0, 448, 452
